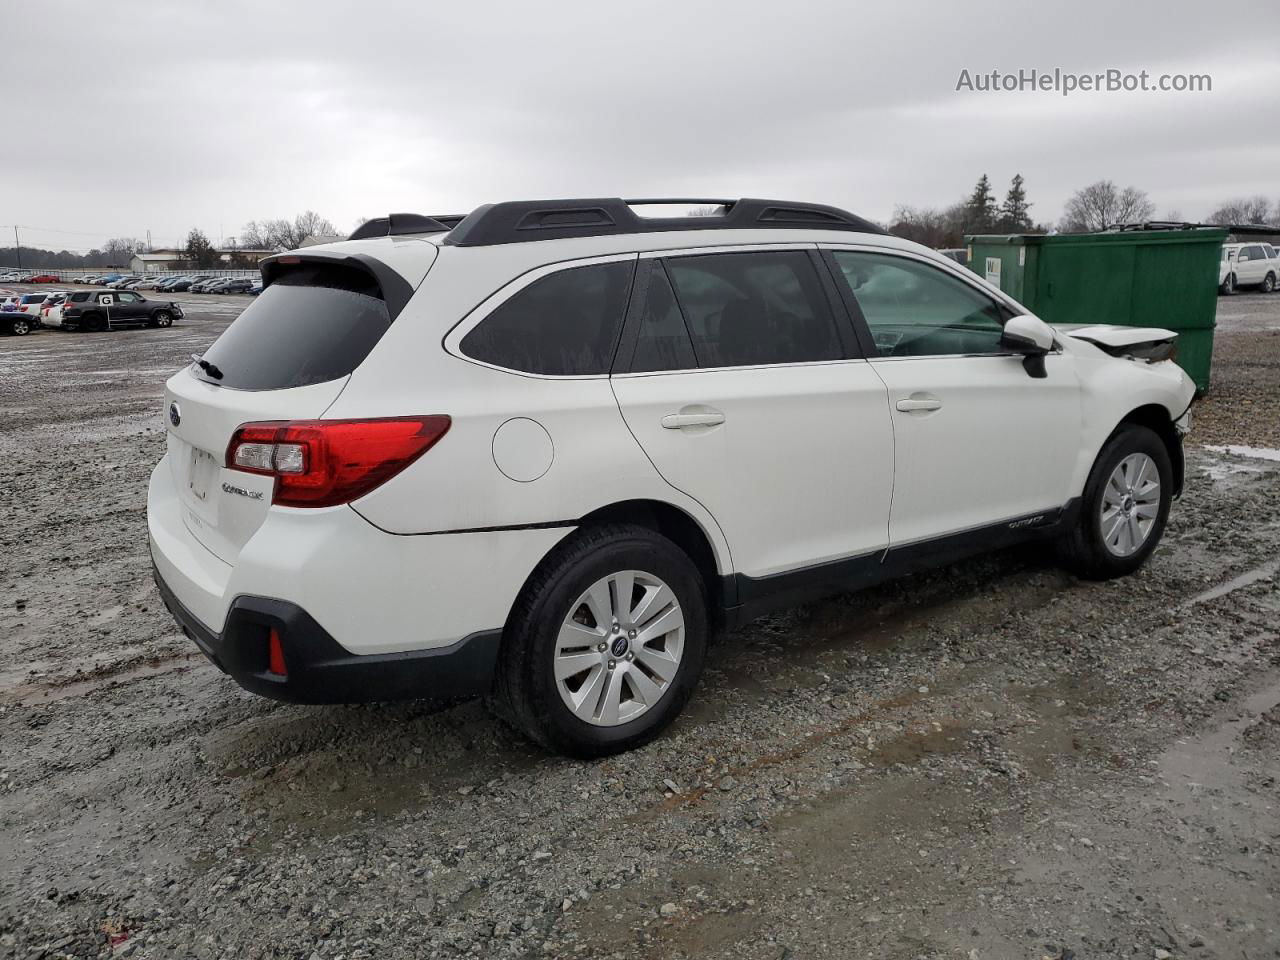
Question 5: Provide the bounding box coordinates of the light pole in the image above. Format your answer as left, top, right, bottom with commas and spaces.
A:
13, 225, 20, 271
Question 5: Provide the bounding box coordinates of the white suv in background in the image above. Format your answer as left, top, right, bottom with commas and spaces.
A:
1219, 241, 1279, 294
149, 198, 1196, 757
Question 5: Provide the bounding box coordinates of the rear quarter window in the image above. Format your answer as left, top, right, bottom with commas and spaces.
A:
460, 261, 635, 376
194, 263, 393, 390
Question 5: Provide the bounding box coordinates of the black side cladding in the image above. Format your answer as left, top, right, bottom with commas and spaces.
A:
443, 197, 888, 247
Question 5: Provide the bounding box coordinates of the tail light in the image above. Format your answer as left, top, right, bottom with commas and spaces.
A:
225, 416, 451, 508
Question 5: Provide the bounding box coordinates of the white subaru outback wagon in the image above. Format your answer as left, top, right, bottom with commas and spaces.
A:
149, 198, 1196, 757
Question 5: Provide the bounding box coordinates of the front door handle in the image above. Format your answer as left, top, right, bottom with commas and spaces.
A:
895, 398, 942, 413
661, 410, 725, 429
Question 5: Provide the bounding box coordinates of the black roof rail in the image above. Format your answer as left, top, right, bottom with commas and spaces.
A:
442, 197, 886, 247
348, 212, 461, 241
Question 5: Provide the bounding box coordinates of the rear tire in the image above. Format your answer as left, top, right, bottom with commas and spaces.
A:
491, 524, 708, 758
82, 312, 108, 332
1056, 424, 1173, 580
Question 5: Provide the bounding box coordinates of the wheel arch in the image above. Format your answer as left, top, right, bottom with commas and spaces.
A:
1113, 404, 1184, 497
516, 498, 731, 632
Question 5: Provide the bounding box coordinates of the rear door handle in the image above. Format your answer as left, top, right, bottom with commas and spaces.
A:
661, 411, 725, 429
895, 398, 942, 413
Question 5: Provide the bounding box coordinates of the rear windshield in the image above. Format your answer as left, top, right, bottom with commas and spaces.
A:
194, 264, 391, 390
20, 295, 46, 304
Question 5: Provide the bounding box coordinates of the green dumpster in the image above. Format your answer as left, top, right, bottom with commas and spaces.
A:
964, 228, 1227, 392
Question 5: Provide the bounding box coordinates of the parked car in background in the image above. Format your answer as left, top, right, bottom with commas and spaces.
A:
40, 294, 68, 327
61, 289, 184, 331
107, 276, 141, 289
211, 278, 255, 294
140, 277, 175, 290
161, 277, 196, 292
249, 280, 263, 295
0, 273, 20, 283
1220, 242, 1278, 294
91, 274, 121, 285
16, 293, 51, 316
29, 274, 59, 283
0, 296, 22, 311
4, 308, 37, 336
189, 278, 224, 293
148, 197, 1199, 757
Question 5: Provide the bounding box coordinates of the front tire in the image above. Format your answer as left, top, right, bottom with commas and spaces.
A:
1056, 424, 1172, 580
150, 310, 173, 328
492, 524, 708, 758
9, 317, 31, 336
1220, 273, 1236, 295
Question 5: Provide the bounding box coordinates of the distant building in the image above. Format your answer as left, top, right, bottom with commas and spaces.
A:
128, 247, 276, 274
129, 250, 186, 274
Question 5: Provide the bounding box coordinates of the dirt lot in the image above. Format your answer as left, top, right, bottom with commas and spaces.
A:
1, 291, 1278, 960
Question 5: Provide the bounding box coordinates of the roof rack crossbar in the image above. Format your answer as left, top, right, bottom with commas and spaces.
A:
443, 197, 886, 246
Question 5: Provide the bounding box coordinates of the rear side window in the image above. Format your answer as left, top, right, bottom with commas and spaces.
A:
461, 261, 634, 376
70, 292, 90, 302
196, 264, 392, 390
630, 264, 697, 373
663, 251, 841, 368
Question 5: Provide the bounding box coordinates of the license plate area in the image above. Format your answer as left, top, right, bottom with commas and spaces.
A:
189, 448, 218, 503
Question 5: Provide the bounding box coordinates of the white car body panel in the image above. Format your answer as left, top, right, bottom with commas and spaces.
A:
1059, 324, 1176, 349
870, 352, 1081, 545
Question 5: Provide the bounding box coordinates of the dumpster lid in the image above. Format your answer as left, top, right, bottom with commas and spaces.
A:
965, 227, 1228, 246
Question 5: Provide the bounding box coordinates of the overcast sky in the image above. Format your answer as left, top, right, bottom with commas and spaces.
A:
6, 1, 1279, 252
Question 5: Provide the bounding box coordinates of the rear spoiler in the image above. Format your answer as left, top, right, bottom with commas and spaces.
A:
259, 251, 415, 320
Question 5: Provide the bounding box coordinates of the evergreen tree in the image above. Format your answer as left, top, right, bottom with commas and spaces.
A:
964, 175, 998, 233
184, 228, 217, 268
999, 174, 1033, 231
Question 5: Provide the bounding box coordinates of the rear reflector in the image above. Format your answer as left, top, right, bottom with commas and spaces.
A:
226, 416, 451, 508
267, 628, 287, 676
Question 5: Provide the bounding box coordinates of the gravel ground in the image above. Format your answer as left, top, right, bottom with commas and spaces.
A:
1, 289, 1278, 960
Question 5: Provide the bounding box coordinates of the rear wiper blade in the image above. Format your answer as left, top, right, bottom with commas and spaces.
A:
190, 353, 224, 380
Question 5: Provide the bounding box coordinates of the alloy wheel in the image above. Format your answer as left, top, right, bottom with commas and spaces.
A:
554, 570, 685, 727
1100, 452, 1161, 557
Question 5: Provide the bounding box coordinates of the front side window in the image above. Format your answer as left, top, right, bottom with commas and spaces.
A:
461, 261, 634, 376
831, 251, 1006, 358
117, 292, 140, 303
662, 251, 841, 368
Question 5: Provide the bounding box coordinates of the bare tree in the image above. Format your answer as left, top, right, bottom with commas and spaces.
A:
887, 203, 969, 248
240, 211, 338, 251
102, 237, 138, 264
1059, 180, 1155, 232
1208, 196, 1272, 226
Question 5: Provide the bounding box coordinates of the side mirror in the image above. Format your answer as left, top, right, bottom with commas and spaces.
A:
1001, 314, 1054, 379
